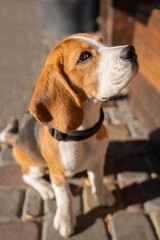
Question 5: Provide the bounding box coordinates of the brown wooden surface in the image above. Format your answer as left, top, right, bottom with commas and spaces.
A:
99, 0, 160, 46
99, 0, 114, 45
113, 10, 134, 45
134, 15, 160, 55
133, 6, 160, 92
130, 73, 160, 132
151, 8, 160, 19
130, 6, 160, 133
99, 0, 134, 46
134, 39, 160, 92
114, 10, 134, 31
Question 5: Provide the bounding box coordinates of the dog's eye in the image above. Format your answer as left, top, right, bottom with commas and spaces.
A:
78, 51, 92, 63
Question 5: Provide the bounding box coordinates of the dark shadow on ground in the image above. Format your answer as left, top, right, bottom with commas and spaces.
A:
72, 130, 160, 235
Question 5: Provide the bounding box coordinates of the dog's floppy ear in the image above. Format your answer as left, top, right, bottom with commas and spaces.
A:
29, 63, 84, 133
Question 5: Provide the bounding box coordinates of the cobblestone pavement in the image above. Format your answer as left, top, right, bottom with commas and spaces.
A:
0, 0, 160, 239
0, 99, 160, 240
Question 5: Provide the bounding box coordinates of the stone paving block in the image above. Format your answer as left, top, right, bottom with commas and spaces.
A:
103, 175, 117, 189
82, 185, 99, 214
150, 211, 160, 240
0, 146, 16, 166
106, 141, 124, 161
75, 217, 109, 240
44, 199, 57, 219
138, 179, 160, 203
126, 203, 144, 213
145, 155, 160, 176
0, 164, 28, 188
116, 99, 130, 110
0, 221, 41, 240
42, 219, 60, 240
82, 176, 117, 214
144, 197, 160, 212
104, 112, 110, 122
82, 180, 124, 215
111, 211, 157, 240
115, 155, 150, 175
22, 188, 43, 219
105, 124, 130, 140
102, 107, 110, 122
42, 217, 109, 240
117, 171, 149, 185
104, 157, 116, 176
0, 189, 24, 222
107, 109, 135, 124
120, 183, 143, 212
117, 172, 149, 212
122, 140, 149, 157
127, 121, 148, 139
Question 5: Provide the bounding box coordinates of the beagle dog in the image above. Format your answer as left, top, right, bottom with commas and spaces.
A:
0, 34, 138, 238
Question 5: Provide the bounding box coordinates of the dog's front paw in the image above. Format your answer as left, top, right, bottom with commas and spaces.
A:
97, 185, 116, 207
53, 210, 76, 238
34, 179, 55, 200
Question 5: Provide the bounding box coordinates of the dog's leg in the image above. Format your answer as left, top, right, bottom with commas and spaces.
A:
52, 182, 76, 238
23, 166, 54, 200
87, 159, 116, 207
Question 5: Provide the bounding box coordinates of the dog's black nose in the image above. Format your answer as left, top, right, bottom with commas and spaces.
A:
120, 45, 137, 61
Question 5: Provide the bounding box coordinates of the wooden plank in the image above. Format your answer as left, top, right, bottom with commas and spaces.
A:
134, 39, 160, 92
137, 3, 160, 17
152, 8, 160, 19
148, 12, 160, 31
136, 11, 160, 32
106, 0, 114, 46
99, 0, 114, 46
130, 73, 160, 132
113, 29, 133, 45
134, 18, 160, 55
131, 73, 160, 127
135, 6, 160, 30
113, 9, 134, 45
113, 0, 159, 15
99, 0, 109, 43
114, 10, 134, 31
130, 7, 160, 134
130, 90, 158, 133
99, 0, 160, 47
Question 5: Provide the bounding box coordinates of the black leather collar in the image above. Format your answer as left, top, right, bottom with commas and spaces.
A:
48, 108, 104, 141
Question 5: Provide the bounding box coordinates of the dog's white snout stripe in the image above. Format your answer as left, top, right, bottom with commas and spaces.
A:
72, 36, 103, 50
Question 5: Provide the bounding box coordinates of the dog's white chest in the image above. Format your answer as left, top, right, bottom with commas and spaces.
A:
59, 136, 108, 177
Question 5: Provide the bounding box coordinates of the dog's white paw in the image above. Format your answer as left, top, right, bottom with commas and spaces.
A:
23, 175, 55, 200
40, 185, 55, 200
37, 179, 55, 200
53, 210, 76, 238
97, 185, 116, 207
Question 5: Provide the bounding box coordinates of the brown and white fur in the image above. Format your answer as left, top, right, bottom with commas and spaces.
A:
0, 34, 138, 238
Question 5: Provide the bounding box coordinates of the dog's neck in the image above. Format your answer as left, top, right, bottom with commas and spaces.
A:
77, 99, 102, 131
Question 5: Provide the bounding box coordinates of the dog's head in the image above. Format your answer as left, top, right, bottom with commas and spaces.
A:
29, 34, 139, 133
